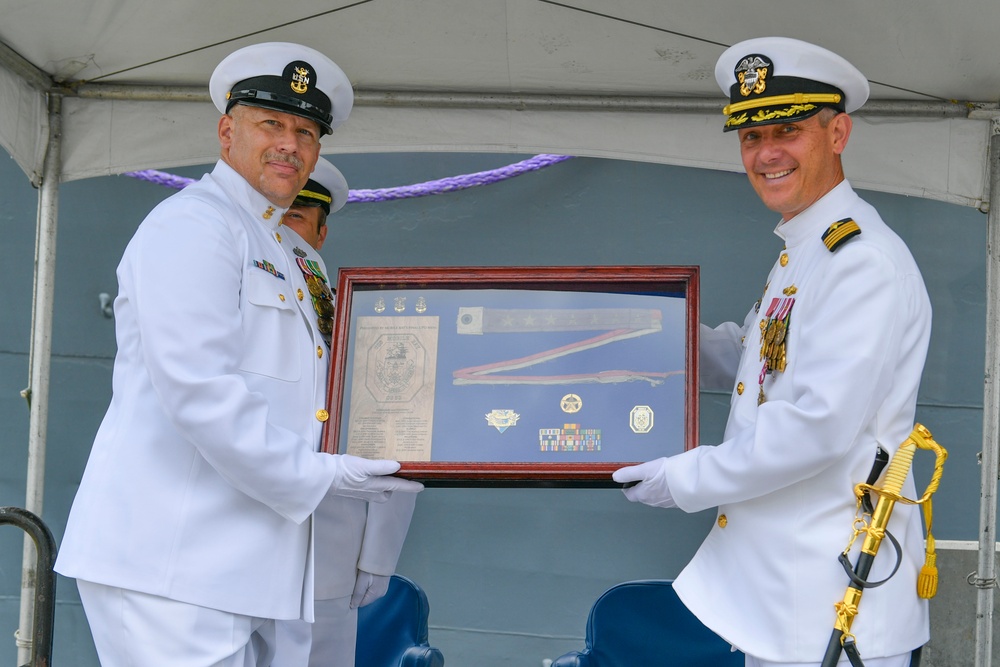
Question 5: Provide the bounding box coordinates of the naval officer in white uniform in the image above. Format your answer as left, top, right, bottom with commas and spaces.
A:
271, 158, 418, 667
55, 42, 422, 667
614, 37, 932, 667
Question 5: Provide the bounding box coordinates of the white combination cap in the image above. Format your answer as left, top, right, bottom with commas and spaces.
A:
715, 36, 869, 132
209, 41, 353, 135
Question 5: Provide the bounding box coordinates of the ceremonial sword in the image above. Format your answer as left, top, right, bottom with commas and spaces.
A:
820, 424, 947, 667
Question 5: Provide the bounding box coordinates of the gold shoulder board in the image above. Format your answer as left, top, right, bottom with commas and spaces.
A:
822, 218, 861, 252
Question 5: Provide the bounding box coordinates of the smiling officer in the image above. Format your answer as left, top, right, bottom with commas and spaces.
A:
615, 37, 932, 667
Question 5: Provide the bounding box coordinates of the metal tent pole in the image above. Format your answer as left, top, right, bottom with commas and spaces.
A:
976, 119, 1000, 667
16, 91, 61, 667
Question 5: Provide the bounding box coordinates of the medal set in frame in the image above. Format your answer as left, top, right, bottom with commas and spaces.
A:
322, 266, 700, 487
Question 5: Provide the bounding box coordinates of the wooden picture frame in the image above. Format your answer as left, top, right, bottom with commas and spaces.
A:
322, 266, 699, 487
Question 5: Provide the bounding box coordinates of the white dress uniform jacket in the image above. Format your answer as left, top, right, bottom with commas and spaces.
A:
56, 160, 343, 622
672, 181, 931, 662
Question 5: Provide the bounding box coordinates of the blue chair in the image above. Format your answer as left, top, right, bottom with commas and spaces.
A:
551, 579, 743, 667
356, 574, 445, 667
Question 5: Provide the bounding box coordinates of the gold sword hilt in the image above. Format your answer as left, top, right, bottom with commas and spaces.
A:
855, 424, 947, 553
858, 431, 916, 556
860, 424, 947, 501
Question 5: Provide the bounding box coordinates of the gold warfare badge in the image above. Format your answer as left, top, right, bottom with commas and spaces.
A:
485, 409, 520, 434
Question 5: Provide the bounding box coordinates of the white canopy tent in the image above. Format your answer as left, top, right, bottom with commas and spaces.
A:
3, 0, 999, 202
3, 1, 1000, 664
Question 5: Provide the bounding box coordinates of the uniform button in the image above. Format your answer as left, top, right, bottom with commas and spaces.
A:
316, 409, 330, 422
297, 289, 304, 301
317, 346, 323, 358
278, 294, 286, 302
736, 382, 744, 395
780, 252, 789, 267
718, 514, 728, 528
276, 232, 282, 243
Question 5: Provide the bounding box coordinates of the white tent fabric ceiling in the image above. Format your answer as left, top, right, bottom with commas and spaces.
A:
5, 3, 1000, 663
2, 0, 999, 202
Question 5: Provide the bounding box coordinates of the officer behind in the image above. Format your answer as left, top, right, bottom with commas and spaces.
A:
280, 157, 341, 251
55, 42, 422, 666
614, 37, 931, 667
271, 158, 418, 667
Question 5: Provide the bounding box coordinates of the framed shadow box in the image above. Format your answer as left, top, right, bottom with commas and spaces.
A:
322, 266, 699, 487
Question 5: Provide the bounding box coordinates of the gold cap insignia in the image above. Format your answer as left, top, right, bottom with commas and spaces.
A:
736, 54, 770, 97
290, 66, 310, 94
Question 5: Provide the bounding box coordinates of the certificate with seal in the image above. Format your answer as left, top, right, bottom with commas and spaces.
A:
322, 266, 699, 487
343, 316, 439, 461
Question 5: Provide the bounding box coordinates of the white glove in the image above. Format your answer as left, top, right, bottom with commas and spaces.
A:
350, 570, 391, 609
612, 457, 677, 508
328, 455, 424, 503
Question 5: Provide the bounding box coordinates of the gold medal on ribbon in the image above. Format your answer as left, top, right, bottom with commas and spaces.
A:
757, 293, 795, 403
296, 259, 335, 346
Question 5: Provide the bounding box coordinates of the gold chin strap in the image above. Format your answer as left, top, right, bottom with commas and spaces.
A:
723, 92, 843, 116
298, 189, 332, 204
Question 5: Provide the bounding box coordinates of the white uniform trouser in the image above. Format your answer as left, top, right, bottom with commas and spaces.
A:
746, 652, 915, 667
272, 595, 356, 667
76, 579, 275, 667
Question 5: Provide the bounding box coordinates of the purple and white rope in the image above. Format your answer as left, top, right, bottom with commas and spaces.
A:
125, 154, 574, 203
125, 169, 196, 190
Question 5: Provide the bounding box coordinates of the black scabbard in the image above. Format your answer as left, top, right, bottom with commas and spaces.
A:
821, 552, 875, 666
